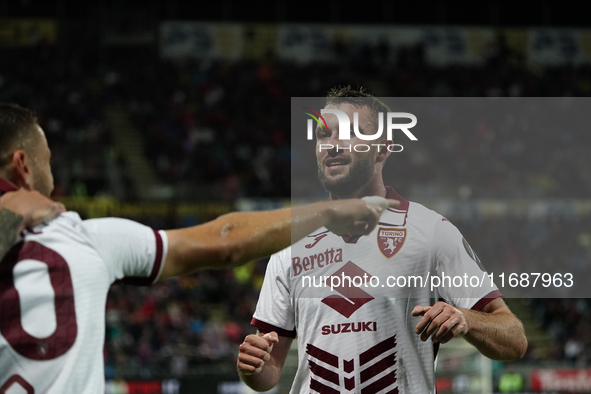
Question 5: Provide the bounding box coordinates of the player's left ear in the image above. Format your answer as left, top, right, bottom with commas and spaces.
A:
11, 149, 34, 190
375, 139, 392, 163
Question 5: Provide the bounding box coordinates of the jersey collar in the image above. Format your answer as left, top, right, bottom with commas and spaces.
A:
334, 186, 410, 244
385, 186, 409, 211
381, 186, 409, 226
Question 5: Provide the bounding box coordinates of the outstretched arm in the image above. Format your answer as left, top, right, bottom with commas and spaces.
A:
412, 298, 527, 361
160, 198, 398, 279
0, 189, 65, 260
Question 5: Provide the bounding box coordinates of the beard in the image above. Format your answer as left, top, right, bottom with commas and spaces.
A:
317, 156, 375, 197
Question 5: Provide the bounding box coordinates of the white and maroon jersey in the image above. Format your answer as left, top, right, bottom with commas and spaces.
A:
252, 187, 501, 394
0, 179, 167, 394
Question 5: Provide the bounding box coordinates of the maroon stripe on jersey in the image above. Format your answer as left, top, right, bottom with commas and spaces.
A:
306, 343, 339, 368
250, 318, 297, 338
116, 229, 164, 286
471, 290, 503, 311
385, 186, 409, 225
343, 358, 354, 373
310, 378, 339, 394
385, 387, 399, 394
0, 375, 34, 394
385, 186, 409, 211
344, 377, 355, 391
149, 229, 163, 282
359, 335, 396, 366
0, 177, 17, 194
361, 372, 397, 394
360, 352, 397, 383
340, 235, 362, 244
308, 360, 339, 385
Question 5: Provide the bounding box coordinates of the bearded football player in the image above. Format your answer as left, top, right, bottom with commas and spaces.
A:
237, 87, 527, 394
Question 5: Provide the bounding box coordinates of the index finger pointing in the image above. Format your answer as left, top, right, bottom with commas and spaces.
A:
387, 199, 400, 209
361, 196, 389, 209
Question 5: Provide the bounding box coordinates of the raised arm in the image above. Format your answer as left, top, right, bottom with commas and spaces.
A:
159, 198, 398, 279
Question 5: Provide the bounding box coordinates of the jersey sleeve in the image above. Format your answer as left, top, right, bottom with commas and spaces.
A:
431, 218, 502, 310
251, 248, 297, 338
81, 217, 168, 285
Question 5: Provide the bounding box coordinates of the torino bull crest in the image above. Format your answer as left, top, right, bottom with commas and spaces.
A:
378, 228, 407, 259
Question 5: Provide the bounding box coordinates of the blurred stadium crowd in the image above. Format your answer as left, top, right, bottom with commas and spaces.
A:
3, 38, 590, 201
1, 38, 590, 378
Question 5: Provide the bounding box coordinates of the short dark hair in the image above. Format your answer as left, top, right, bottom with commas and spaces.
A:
0, 103, 38, 160
326, 85, 390, 113
325, 85, 390, 133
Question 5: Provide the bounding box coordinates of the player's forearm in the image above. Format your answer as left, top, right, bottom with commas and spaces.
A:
206, 208, 300, 267
239, 363, 282, 392
226, 202, 339, 264
217, 198, 384, 265
462, 308, 527, 361
164, 202, 337, 275
0, 208, 24, 260
291, 201, 348, 241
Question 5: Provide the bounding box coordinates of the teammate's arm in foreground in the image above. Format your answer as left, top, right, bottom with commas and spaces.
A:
0, 188, 65, 259
159, 198, 398, 279
412, 298, 527, 361
237, 331, 292, 392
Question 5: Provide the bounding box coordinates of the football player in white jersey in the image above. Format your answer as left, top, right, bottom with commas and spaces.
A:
0, 102, 397, 393
238, 87, 528, 394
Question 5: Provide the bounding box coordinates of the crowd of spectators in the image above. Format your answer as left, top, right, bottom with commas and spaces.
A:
109, 39, 590, 200
0, 49, 118, 198
104, 262, 266, 378
528, 298, 591, 364
2, 40, 590, 200
454, 216, 590, 284
457, 217, 591, 364
114, 59, 292, 199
